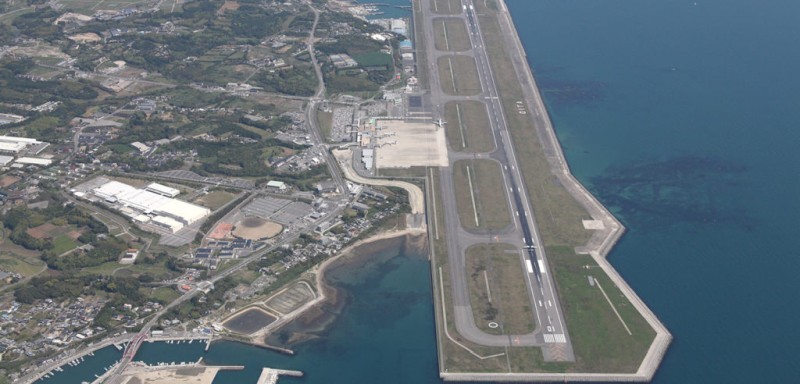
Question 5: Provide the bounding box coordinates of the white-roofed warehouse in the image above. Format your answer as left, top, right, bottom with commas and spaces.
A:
146, 182, 180, 197
91, 180, 210, 232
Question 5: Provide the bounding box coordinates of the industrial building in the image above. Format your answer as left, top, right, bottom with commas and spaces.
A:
0, 136, 49, 155
145, 182, 180, 197
91, 180, 210, 233
266, 180, 287, 190
362, 148, 374, 170
15, 157, 53, 166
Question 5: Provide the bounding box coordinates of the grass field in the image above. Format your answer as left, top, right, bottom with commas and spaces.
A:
0, 3, 33, 24
453, 159, 511, 231
466, 243, 536, 335
434, 18, 471, 52
412, 1, 430, 89
194, 190, 237, 210
376, 166, 428, 178
437, 56, 482, 96
0, 253, 45, 278
316, 109, 333, 141
352, 52, 393, 68
546, 246, 655, 372
444, 101, 494, 152
430, 0, 462, 15
55, 0, 145, 13
52, 235, 79, 255
81, 260, 178, 281
239, 124, 270, 139
146, 286, 181, 304
110, 176, 151, 189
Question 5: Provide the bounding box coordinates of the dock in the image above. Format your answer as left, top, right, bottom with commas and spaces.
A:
256, 368, 303, 384
219, 336, 294, 355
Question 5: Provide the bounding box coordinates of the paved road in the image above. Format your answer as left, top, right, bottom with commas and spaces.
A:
304, 3, 349, 195
420, 0, 574, 360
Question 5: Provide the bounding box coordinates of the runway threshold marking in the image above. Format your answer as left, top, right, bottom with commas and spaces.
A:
465, 164, 480, 226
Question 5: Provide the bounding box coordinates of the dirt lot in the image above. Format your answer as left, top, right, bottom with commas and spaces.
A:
264, 281, 316, 314
374, 120, 448, 168
120, 366, 221, 384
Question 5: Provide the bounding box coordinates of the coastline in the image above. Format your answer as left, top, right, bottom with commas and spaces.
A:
261, 225, 428, 346
434, 0, 672, 381
19, 226, 426, 384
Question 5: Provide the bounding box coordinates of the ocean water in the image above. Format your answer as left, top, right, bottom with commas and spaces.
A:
507, 0, 800, 381
356, 0, 411, 19
36, 346, 121, 384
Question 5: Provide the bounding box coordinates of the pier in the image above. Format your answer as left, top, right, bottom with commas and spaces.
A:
256, 368, 304, 384
219, 336, 294, 355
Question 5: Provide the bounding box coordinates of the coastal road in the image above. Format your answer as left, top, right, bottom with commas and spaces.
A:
420, 0, 574, 360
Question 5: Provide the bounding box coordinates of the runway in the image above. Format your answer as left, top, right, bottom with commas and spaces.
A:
419, 0, 574, 361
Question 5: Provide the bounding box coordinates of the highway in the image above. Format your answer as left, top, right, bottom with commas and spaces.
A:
420, 0, 574, 360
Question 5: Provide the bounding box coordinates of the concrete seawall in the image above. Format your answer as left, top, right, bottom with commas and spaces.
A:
434, 0, 672, 381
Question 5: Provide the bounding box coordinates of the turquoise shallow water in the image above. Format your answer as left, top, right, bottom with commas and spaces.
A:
40, 0, 800, 382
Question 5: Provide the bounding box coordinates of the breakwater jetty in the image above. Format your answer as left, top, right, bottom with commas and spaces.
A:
256, 368, 304, 384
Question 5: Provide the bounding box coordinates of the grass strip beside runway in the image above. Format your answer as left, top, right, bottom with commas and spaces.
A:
453, 159, 512, 231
